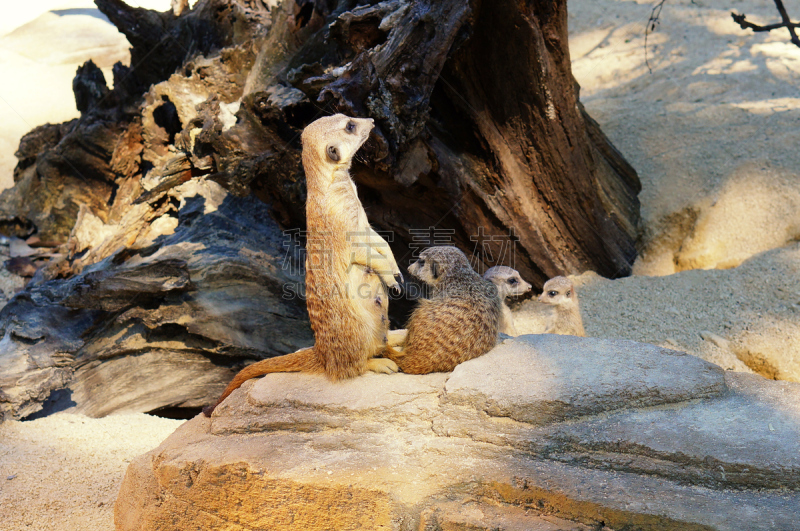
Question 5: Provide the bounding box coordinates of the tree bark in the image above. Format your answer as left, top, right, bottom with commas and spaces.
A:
0, 0, 640, 421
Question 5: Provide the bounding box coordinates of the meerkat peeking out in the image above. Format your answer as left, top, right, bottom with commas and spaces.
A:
538, 276, 586, 337
203, 114, 403, 416
483, 265, 532, 336
385, 246, 501, 374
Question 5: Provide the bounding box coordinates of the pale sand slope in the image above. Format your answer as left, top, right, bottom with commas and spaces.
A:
3, 1, 800, 530
514, 0, 800, 379
0, 414, 183, 531
568, 0, 800, 275
0, 1, 174, 192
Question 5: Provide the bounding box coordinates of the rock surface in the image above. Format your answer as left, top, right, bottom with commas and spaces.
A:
444, 335, 725, 424
115, 336, 800, 531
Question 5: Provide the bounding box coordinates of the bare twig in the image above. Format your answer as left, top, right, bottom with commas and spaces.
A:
732, 0, 800, 48
645, 0, 668, 74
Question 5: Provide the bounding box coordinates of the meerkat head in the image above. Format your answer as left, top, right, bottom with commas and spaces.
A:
301, 114, 375, 177
483, 266, 532, 300
408, 246, 472, 287
538, 276, 577, 306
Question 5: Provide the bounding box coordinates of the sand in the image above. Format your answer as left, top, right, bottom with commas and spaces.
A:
0, 0, 176, 192
0, 413, 183, 530
2, 0, 800, 529
568, 0, 800, 275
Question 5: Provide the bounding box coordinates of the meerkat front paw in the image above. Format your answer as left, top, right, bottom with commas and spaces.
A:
366, 358, 399, 374
350, 244, 402, 291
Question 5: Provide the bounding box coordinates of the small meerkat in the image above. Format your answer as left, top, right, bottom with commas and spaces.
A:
204, 114, 403, 416
538, 276, 586, 337
483, 265, 532, 336
385, 246, 501, 374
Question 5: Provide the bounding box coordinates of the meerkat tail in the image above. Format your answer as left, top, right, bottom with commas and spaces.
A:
202, 347, 320, 417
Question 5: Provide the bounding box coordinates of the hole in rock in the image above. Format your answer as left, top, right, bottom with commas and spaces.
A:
152, 98, 183, 145
147, 406, 204, 419
295, 2, 314, 28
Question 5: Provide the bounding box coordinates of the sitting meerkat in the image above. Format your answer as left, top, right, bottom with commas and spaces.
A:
385, 246, 501, 374
204, 114, 403, 416
483, 265, 532, 336
538, 276, 586, 337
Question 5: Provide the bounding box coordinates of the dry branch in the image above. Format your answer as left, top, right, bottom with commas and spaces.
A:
732, 0, 800, 48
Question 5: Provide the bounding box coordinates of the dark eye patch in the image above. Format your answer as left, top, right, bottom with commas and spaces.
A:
507, 278, 518, 285
345, 121, 356, 133
548, 291, 558, 297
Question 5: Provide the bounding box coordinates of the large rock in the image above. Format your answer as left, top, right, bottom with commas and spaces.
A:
444, 334, 725, 424
549, 371, 800, 490
115, 336, 800, 530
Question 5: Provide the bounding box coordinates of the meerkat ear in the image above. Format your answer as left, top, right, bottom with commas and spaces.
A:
430, 260, 439, 279
326, 144, 340, 162
566, 290, 572, 297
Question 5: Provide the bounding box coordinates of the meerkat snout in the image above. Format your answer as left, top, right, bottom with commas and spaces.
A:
483, 265, 532, 336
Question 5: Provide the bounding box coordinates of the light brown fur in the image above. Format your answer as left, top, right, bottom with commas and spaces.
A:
483, 265, 532, 336
538, 276, 586, 337
385, 246, 501, 374
203, 114, 401, 416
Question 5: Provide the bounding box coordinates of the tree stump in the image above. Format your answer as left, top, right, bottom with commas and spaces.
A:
0, 0, 640, 421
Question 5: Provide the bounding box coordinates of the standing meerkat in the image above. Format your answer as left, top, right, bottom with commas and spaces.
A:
483, 265, 532, 336
203, 114, 402, 416
385, 246, 501, 374
538, 276, 586, 337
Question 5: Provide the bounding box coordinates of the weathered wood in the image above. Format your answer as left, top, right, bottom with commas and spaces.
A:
0, 0, 640, 420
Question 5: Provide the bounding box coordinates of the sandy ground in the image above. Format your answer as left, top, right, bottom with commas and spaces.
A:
567, 0, 800, 275
0, 414, 183, 530
0, 0, 174, 192
1, 0, 800, 529
515, 242, 800, 377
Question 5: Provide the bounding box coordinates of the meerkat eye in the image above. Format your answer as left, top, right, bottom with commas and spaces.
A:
430, 260, 439, 279
418, 259, 425, 266
507, 278, 518, 285
548, 290, 558, 297
326, 144, 340, 162
345, 121, 357, 133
